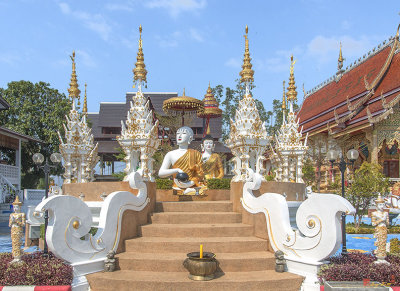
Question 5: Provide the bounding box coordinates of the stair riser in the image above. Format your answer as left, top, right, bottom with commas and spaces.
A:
90, 278, 303, 291
150, 213, 242, 224
155, 203, 233, 212
139, 226, 253, 237
118, 257, 275, 272
125, 240, 268, 253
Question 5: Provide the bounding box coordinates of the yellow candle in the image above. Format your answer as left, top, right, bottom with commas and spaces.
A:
200, 244, 203, 258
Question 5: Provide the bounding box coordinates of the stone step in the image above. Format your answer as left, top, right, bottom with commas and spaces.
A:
155, 201, 233, 213
125, 237, 269, 253
156, 189, 230, 202
150, 212, 242, 224
87, 270, 303, 291
117, 251, 275, 272
139, 223, 253, 237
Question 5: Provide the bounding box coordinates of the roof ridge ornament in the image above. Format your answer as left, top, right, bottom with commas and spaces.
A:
133, 24, 147, 91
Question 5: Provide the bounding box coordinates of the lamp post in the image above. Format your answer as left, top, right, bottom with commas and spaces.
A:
32, 152, 62, 255
326, 148, 359, 255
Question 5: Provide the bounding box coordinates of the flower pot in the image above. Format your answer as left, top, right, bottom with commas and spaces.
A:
183, 252, 219, 281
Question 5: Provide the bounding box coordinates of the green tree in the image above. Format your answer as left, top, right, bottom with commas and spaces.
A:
347, 162, 390, 230
0, 81, 71, 188
211, 79, 268, 140
302, 158, 315, 186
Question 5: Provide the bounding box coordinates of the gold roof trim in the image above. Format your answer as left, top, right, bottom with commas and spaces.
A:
239, 25, 254, 84
133, 24, 147, 86
282, 80, 286, 110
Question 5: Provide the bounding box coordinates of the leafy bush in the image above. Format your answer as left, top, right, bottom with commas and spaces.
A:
156, 178, 173, 189
319, 252, 400, 285
346, 226, 374, 234
391, 238, 400, 254
206, 178, 231, 189
111, 171, 125, 181
0, 252, 73, 286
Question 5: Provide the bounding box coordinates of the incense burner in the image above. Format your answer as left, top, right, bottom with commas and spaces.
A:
183, 252, 219, 281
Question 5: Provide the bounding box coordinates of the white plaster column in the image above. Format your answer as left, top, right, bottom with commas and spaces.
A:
296, 155, 304, 183
282, 155, 289, 182
371, 129, 379, 165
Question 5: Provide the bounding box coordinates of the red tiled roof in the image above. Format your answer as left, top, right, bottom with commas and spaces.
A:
297, 38, 400, 135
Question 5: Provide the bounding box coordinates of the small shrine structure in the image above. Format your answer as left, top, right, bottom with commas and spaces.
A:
117, 25, 160, 181
226, 26, 270, 182
273, 57, 308, 183
58, 51, 99, 183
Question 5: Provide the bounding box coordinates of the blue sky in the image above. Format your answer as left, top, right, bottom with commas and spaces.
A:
0, 0, 398, 115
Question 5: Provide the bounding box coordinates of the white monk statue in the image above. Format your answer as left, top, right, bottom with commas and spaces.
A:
201, 135, 224, 179
159, 126, 206, 195
372, 194, 389, 264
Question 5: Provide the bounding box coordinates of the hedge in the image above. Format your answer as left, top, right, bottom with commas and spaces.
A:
156, 178, 173, 189
206, 178, 231, 189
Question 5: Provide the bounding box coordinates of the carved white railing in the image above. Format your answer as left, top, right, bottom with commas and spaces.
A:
0, 173, 19, 203
0, 164, 19, 185
241, 169, 356, 290
34, 171, 149, 289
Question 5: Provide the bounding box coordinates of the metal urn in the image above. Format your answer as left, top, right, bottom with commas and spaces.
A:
183, 252, 219, 281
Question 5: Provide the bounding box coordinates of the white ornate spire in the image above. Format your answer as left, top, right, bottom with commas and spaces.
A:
117, 26, 160, 181
227, 26, 270, 182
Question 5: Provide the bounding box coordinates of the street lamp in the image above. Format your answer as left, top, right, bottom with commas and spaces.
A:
327, 148, 359, 255
32, 152, 62, 254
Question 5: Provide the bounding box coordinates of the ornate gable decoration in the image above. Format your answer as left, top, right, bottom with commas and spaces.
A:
226, 26, 270, 182
59, 51, 99, 184
117, 25, 160, 181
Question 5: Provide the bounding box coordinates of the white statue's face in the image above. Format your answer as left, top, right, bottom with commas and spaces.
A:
14, 205, 20, 213
203, 139, 214, 151
177, 129, 192, 145
377, 202, 384, 211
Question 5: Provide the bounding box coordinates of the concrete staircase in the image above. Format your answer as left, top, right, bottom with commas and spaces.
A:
87, 198, 303, 290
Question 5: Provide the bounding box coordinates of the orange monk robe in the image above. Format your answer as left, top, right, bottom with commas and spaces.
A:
172, 149, 205, 188
203, 153, 224, 179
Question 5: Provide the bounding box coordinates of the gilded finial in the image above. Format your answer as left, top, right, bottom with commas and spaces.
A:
206, 123, 211, 135
286, 55, 297, 102
133, 25, 147, 87
183, 88, 186, 96
337, 42, 344, 71
68, 50, 81, 104
239, 25, 254, 84
13, 195, 22, 206
207, 82, 212, 94
282, 81, 286, 110
82, 82, 88, 114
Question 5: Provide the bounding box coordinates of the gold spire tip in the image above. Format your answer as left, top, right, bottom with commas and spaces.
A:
183, 88, 186, 96
139, 24, 142, 34
245, 25, 248, 34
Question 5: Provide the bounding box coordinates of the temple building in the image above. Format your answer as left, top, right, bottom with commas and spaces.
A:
297, 25, 400, 185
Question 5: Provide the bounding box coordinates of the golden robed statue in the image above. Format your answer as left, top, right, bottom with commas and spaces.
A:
158, 126, 206, 195
371, 194, 389, 264
201, 135, 224, 179
9, 196, 26, 264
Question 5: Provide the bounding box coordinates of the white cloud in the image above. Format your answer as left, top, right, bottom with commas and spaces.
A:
58, 2, 113, 41
145, 0, 206, 18
256, 46, 303, 73
105, 3, 134, 12
189, 28, 203, 42
0, 52, 22, 66
306, 35, 380, 65
76, 50, 97, 68
341, 20, 351, 30
225, 57, 241, 69
155, 31, 181, 47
